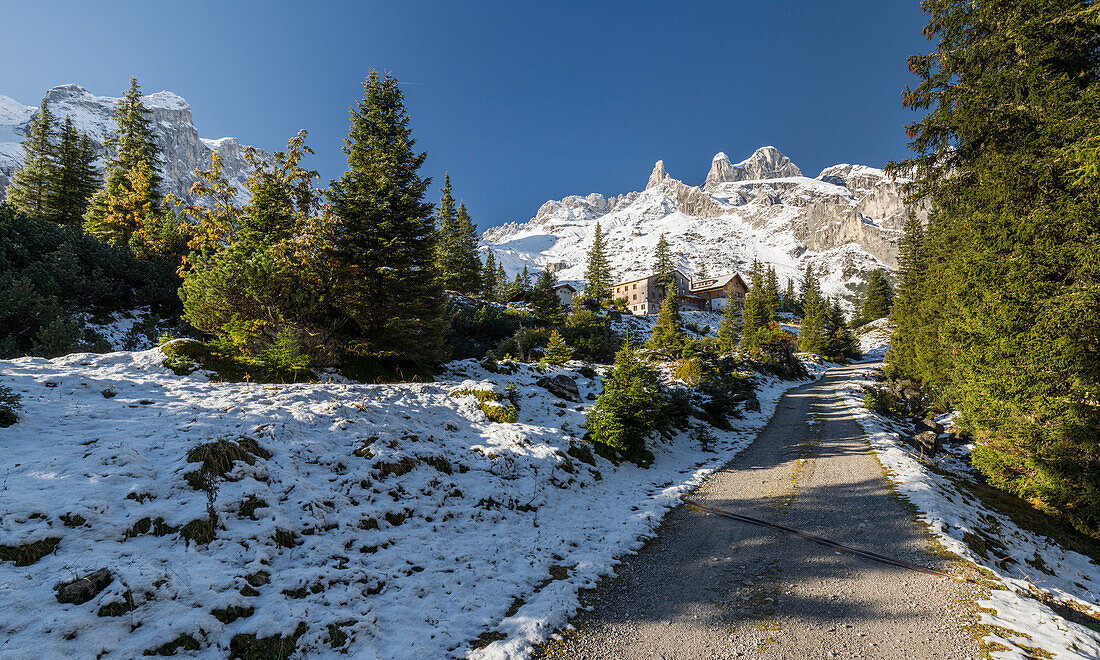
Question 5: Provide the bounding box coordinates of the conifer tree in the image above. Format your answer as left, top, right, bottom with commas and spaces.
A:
826, 296, 859, 359
481, 249, 499, 301
180, 130, 325, 364
325, 71, 445, 372
887, 0, 1100, 529
495, 263, 507, 299
451, 202, 482, 293
762, 265, 781, 320
585, 342, 665, 466
740, 266, 771, 352
695, 261, 709, 280
85, 77, 163, 246
528, 269, 564, 325
717, 296, 742, 354
434, 176, 483, 294
859, 269, 893, 324
520, 265, 531, 291
798, 263, 815, 315
647, 285, 683, 356
798, 268, 827, 356
783, 279, 797, 315
886, 213, 926, 375
434, 173, 456, 278
503, 272, 524, 301
653, 234, 676, 290
541, 329, 572, 366
5, 96, 57, 218
50, 116, 100, 225
584, 220, 612, 302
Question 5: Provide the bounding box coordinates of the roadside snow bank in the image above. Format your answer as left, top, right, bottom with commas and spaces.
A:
0, 347, 826, 658
837, 362, 1100, 659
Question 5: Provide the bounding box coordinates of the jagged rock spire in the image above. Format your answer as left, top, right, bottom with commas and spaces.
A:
646, 160, 669, 190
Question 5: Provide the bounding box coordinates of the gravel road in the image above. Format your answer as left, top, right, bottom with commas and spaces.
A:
536, 364, 985, 659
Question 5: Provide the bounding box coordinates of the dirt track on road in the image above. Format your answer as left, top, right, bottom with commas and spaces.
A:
536, 365, 984, 659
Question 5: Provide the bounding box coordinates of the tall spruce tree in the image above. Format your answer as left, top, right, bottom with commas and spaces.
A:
452, 202, 482, 293
481, 249, 499, 301
50, 116, 100, 225
740, 266, 771, 352
762, 266, 781, 320
5, 96, 57, 218
798, 263, 815, 315
798, 267, 827, 356
647, 285, 684, 356
434, 173, 456, 279
84, 77, 163, 247
826, 296, 858, 359
325, 71, 445, 372
495, 263, 507, 299
653, 234, 676, 290
886, 213, 927, 377
717, 296, 742, 354
434, 176, 483, 294
783, 278, 798, 315
584, 220, 612, 302
887, 0, 1100, 529
859, 269, 893, 324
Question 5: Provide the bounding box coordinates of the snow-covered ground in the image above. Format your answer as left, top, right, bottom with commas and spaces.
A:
837, 339, 1100, 658
0, 341, 827, 658
80, 307, 157, 352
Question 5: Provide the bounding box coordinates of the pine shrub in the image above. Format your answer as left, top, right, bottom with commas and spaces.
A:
0, 385, 22, 427
585, 344, 666, 466
540, 329, 572, 366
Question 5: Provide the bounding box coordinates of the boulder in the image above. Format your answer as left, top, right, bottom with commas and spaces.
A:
907, 431, 940, 456
914, 417, 944, 435
536, 375, 582, 403
745, 396, 761, 413
56, 568, 113, 605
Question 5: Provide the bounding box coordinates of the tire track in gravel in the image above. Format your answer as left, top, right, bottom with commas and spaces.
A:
534, 364, 985, 660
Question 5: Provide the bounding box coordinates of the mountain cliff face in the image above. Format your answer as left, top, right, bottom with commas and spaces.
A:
0, 84, 266, 202
482, 147, 926, 308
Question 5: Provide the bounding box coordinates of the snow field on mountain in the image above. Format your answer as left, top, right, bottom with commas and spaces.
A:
837, 364, 1100, 660
482, 157, 902, 315
0, 341, 827, 659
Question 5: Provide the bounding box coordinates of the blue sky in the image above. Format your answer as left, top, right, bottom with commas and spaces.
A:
2, 1, 930, 230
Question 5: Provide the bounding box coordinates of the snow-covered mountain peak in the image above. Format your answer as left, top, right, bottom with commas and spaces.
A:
483, 147, 927, 310
0, 83, 268, 203
704, 146, 803, 190
646, 160, 669, 190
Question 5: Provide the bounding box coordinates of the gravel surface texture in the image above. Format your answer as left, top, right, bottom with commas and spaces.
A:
536, 364, 985, 659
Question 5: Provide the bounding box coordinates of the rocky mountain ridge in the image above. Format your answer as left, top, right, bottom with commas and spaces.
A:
482, 147, 927, 308
0, 84, 266, 202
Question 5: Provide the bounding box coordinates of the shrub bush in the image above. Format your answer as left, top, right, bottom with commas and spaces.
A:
0, 205, 180, 358
561, 307, 618, 363
0, 385, 22, 427
445, 300, 528, 360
